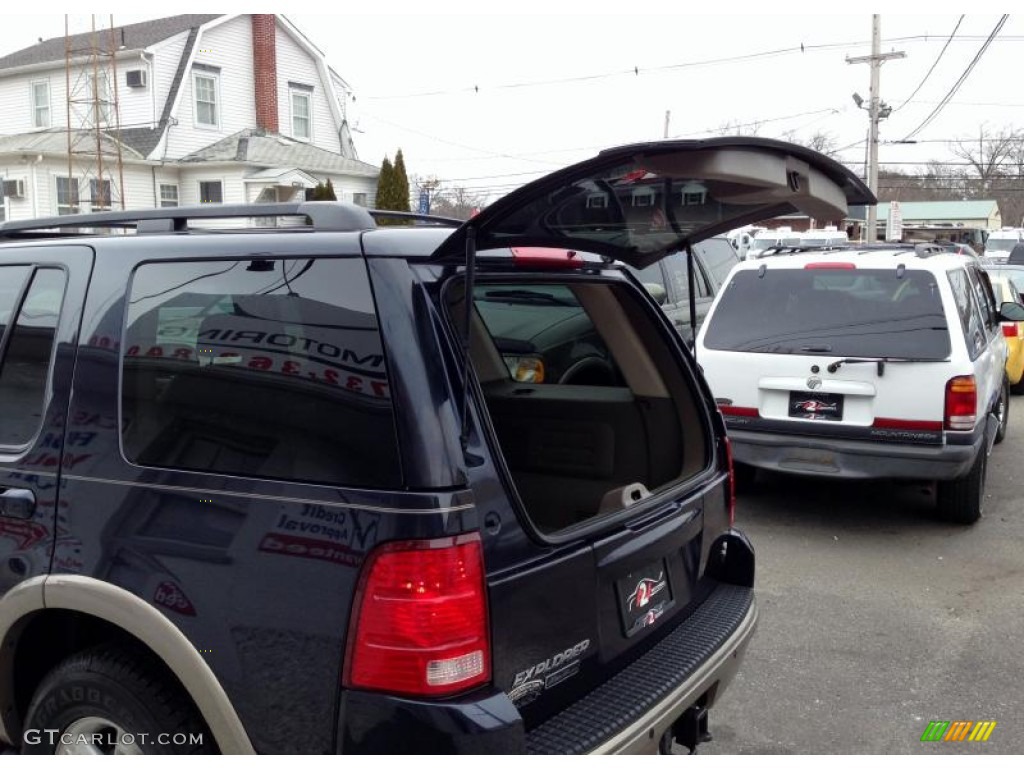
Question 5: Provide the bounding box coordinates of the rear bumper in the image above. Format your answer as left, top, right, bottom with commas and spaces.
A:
523, 581, 757, 754
729, 426, 984, 480
590, 590, 757, 754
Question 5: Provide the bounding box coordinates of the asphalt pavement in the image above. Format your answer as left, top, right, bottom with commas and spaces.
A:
702, 403, 1024, 755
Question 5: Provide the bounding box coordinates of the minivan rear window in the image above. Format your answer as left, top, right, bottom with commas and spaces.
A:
704, 267, 951, 359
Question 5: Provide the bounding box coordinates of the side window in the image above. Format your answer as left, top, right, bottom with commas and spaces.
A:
663, 252, 710, 300
0, 267, 67, 446
121, 258, 401, 488
948, 269, 985, 360
968, 267, 998, 331
693, 238, 740, 290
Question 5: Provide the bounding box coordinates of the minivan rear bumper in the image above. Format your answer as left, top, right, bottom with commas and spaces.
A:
729, 426, 983, 480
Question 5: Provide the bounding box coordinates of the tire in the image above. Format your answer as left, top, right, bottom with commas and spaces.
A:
994, 377, 1010, 445
21, 644, 214, 755
1011, 376, 1024, 396
733, 461, 757, 495
935, 447, 987, 526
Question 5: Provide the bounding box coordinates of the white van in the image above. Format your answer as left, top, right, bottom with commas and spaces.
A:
984, 228, 1024, 263
746, 227, 802, 258
800, 227, 848, 249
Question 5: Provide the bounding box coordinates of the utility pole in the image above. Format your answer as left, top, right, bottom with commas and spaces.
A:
847, 15, 904, 243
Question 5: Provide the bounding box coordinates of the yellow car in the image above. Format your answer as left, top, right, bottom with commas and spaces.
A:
990, 274, 1024, 393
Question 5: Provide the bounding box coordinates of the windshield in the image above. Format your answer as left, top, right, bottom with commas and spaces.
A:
751, 239, 777, 249
703, 267, 951, 358
987, 238, 1018, 252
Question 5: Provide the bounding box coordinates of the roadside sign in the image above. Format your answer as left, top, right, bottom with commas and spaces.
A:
886, 200, 903, 242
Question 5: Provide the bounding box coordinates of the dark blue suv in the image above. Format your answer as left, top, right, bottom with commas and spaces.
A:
0, 138, 871, 754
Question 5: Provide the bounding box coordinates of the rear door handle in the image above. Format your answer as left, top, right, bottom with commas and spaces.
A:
0, 488, 36, 519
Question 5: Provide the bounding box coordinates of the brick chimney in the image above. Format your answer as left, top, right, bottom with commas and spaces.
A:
251, 14, 278, 133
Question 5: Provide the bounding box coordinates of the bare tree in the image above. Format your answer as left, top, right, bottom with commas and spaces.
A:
430, 186, 488, 220
779, 129, 839, 158
716, 119, 762, 136
948, 125, 1021, 196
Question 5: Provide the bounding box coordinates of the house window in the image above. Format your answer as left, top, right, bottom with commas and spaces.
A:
90, 178, 112, 211
290, 89, 311, 140
352, 192, 367, 207
194, 72, 219, 128
56, 176, 80, 215
32, 81, 50, 128
159, 184, 179, 207
199, 181, 223, 204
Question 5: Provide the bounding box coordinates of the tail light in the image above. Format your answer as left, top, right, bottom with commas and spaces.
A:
724, 436, 736, 526
510, 247, 581, 269
944, 375, 977, 431
1002, 323, 1019, 338
344, 534, 490, 697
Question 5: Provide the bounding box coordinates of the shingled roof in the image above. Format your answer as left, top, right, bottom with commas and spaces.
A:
181, 129, 379, 177
0, 14, 220, 71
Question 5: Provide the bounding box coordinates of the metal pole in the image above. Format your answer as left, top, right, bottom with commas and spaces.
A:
866, 14, 881, 244
664, 110, 671, 139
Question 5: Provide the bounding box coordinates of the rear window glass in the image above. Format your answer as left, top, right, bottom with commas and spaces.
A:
704, 267, 952, 359
121, 258, 401, 488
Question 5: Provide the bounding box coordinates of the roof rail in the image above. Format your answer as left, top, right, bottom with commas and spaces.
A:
0, 202, 377, 238
368, 209, 464, 227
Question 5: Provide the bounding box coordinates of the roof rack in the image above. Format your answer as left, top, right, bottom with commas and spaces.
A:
0, 203, 463, 239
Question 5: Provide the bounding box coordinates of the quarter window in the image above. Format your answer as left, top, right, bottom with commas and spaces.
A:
194, 72, 219, 127
948, 269, 985, 360
121, 258, 401, 488
32, 81, 50, 128
0, 268, 67, 446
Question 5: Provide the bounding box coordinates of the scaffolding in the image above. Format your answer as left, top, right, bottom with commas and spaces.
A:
64, 14, 126, 213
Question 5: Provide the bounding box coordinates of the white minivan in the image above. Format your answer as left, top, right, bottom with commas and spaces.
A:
696, 247, 1023, 524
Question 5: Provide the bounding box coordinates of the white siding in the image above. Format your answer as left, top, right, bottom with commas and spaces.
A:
0, 68, 62, 134
149, 32, 190, 127
177, 166, 247, 206
113, 55, 156, 129
274, 25, 340, 154
0, 56, 159, 136
165, 16, 256, 159
329, 174, 377, 206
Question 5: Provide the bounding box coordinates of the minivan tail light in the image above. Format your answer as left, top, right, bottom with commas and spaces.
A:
1002, 322, 1019, 338
804, 262, 856, 270
944, 375, 977, 431
344, 534, 490, 697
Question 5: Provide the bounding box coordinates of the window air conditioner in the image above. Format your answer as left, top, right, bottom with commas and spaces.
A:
3, 179, 25, 198
126, 69, 147, 88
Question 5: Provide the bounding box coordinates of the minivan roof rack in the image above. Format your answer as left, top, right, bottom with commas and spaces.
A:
0, 203, 463, 239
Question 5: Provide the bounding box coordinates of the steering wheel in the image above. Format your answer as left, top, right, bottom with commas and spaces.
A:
558, 356, 617, 386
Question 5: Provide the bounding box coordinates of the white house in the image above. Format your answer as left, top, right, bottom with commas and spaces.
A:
0, 14, 378, 223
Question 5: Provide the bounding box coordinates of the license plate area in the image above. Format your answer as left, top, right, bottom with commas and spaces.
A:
788, 390, 844, 420
615, 558, 674, 637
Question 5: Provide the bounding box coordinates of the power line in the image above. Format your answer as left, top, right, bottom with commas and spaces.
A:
363, 33, 1024, 101
900, 15, 1009, 141
893, 15, 964, 112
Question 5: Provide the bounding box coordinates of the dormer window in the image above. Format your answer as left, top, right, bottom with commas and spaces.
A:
193, 69, 220, 128
289, 83, 313, 141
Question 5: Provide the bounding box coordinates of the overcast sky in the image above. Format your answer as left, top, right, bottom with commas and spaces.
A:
3, 3, 1022, 202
